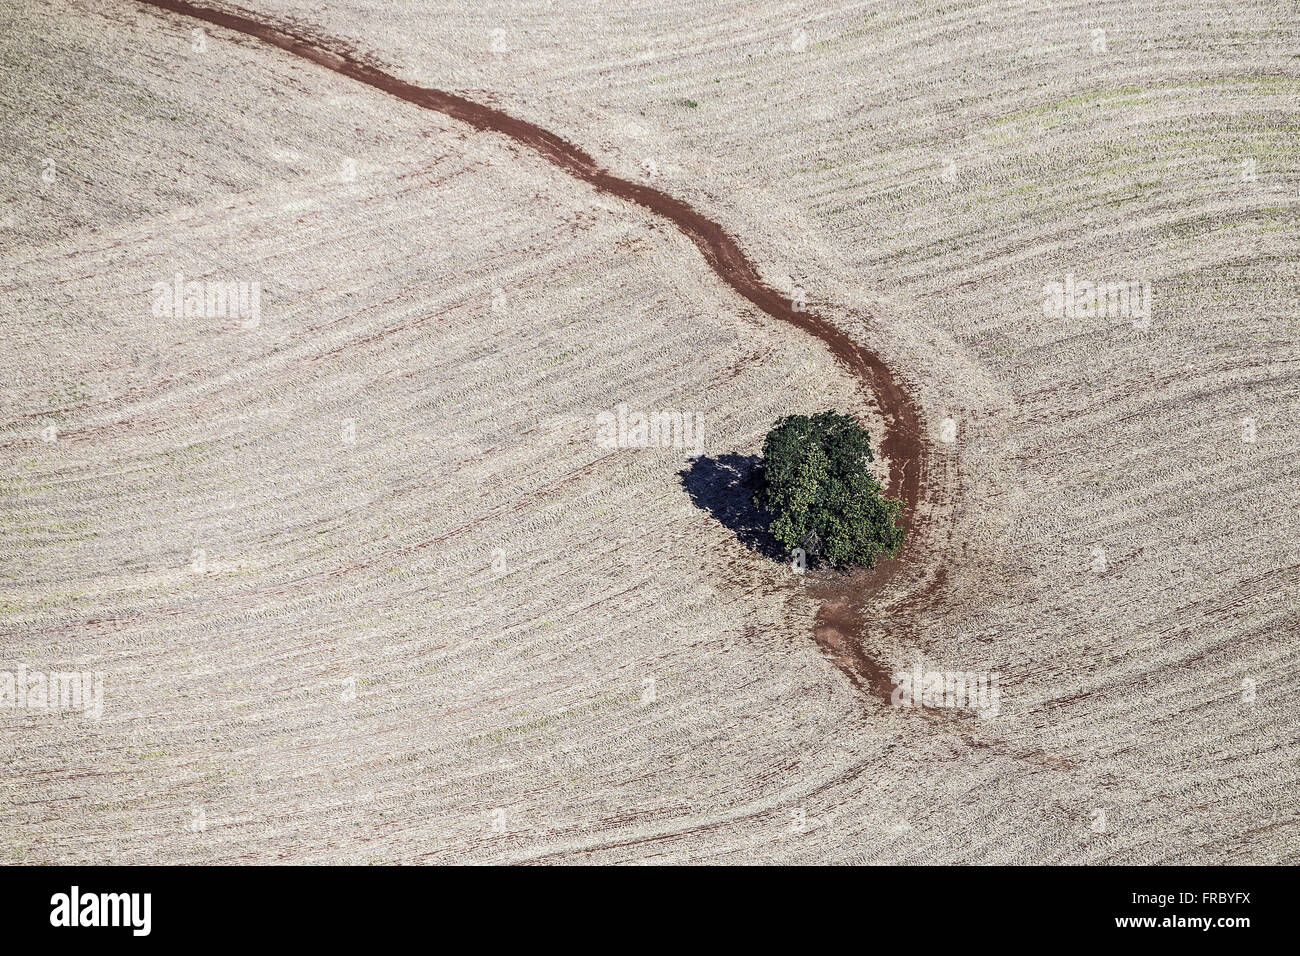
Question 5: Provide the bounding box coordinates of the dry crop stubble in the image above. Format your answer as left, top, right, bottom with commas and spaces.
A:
2, 0, 1297, 863
2, 0, 904, 864
352, 0, 1297, 861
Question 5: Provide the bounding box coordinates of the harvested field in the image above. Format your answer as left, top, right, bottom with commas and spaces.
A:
1, 0, 1297, 864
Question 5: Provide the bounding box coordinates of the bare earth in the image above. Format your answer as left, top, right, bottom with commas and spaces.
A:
1, 0, 1297, 863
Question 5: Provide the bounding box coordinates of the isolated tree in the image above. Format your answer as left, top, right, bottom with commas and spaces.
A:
755, 411, 904, 568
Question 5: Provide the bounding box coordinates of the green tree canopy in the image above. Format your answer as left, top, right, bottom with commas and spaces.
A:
755, 411, 904, 568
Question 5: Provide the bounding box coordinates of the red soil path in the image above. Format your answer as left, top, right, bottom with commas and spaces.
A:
131, 0, 936, 700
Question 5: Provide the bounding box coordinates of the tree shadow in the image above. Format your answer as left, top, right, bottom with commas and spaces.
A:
678, 453, 785, 561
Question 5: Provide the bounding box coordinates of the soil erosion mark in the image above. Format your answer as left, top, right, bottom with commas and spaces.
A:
132, 0, 933, 700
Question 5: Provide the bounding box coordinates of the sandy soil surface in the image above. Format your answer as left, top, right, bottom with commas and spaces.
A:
1, 0, 1296, 863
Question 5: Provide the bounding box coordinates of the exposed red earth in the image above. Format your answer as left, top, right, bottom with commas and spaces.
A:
130, 0, 937, 699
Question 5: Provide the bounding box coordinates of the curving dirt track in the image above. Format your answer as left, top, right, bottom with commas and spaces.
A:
131, 0, 935, 697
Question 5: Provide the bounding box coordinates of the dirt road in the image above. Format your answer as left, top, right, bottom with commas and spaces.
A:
132, 0, 937, 694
